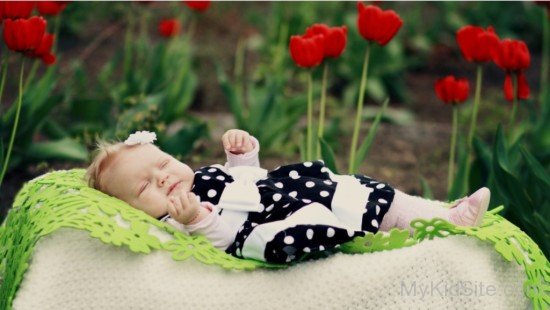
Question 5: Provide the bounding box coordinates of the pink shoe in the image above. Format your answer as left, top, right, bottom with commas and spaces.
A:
449, 187, 491, 227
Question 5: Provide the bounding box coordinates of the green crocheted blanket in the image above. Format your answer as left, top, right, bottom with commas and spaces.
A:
0, 169, 548, 310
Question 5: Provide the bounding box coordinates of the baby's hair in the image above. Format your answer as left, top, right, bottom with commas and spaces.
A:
85, 139, 128, 192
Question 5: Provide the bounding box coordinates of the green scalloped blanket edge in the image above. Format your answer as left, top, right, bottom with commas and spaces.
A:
0, 169, 548, 310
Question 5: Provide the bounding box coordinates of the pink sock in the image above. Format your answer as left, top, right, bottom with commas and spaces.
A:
379, 189, 450, 234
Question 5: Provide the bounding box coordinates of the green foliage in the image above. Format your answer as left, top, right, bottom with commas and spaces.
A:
447, 136, 469, 200
318, 137, 338, 174
491, 125, 550, 259
53, 14, 205, 159
57, 2, 127, 37
0, 64, 87, 175
353, 98, 389, 172
419, 176, 434, 200
216, 35, 307, 155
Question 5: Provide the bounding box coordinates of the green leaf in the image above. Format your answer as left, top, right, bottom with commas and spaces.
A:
519, 146, 550, 190
447, 137, 468, 200
319, 137, 339, 174
216, 64, 246, 129
300, 132, 307, 162
362, 106, 414, 126
492, 125, 534, 215
469, 137, 492, 191
353, 98, 389, 171
472, 137, 492, 173
250, 80, 279, 132
365, 77, 386, 102
160, 122, 209, 158
42, 119, 70, 140
24, 138, 88, 162
419, 176, 434, 199
2, 65, 59, 146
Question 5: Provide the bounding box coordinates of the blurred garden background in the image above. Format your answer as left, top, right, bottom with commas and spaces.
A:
0, 1, 548, 258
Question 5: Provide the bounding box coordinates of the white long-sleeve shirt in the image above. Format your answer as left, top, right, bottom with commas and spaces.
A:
165, 136, 261, 250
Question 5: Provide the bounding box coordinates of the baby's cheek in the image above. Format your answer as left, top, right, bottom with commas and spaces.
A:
138, 193, 168, 218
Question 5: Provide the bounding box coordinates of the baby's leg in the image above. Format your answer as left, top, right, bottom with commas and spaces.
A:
379, 187, 490, 235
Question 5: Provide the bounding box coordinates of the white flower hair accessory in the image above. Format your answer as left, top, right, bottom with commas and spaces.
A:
124, 131, 157, 146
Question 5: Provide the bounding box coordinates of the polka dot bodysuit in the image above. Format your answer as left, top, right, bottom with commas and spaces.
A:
190, 160, 395, 264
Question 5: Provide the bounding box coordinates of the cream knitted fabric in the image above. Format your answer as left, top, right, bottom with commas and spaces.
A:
13, 228, 529, 309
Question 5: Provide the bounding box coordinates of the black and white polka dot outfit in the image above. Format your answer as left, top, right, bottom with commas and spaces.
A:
190, 160, 395, 264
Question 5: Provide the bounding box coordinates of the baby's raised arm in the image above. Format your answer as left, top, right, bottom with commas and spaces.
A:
222, 129, 260, 168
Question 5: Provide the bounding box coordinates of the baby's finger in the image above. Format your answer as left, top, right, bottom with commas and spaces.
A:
222, 134, 231, 150
179, 191, 189, 209
235, 133, 243, 147
229, 132, 237, 148
168, 199, 179, 217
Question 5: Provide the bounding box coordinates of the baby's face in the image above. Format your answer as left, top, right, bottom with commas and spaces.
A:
101, 144, 194, 218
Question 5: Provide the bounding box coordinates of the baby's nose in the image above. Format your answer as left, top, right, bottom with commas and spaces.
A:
157, 173, 169, 186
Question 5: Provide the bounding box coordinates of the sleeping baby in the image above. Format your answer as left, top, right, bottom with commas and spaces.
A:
85, 129, 490, 264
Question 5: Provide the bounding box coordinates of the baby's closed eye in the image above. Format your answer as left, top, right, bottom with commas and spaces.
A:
138, 182, 149, 196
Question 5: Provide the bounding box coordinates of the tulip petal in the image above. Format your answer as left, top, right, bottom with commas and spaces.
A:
435, 75, 470, 104
494, 39, 531, 72
376, 10, 403, 46
456, 26, 482, 62
289, 34, 324, 68
517, 72, 530, 100
504, 74, 514, 101
357, 4, 383, 42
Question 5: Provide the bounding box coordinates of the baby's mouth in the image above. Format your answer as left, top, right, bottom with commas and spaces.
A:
168, 181, 182, 195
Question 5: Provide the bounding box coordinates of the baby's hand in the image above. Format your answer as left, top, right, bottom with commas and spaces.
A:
222, 129, 254, 155
168, 192, 205, 225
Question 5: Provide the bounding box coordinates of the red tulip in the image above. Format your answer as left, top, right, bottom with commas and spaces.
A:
27, 33, 56, 65
492, 39, 531, 72
289, 34, 325, 68
37, 1, 68, 16
356, 3, 403, 46
456, 25, 500, 63
0, 1, 35, 21
3, 16, 56, 65
183, 0, 210, 12
434, 75, 470, 105
504, 72, 529, 101
304, 24, 347, 58
158, 19, 181, 38
3, 16, 46, 52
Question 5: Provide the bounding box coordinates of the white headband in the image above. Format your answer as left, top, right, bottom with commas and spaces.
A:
124, 131, 157, 146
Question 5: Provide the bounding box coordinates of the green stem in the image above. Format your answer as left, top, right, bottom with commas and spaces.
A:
510, 73, 518, 127
349, 43, 371, 174
463, 65, 483, 195
467, 65, 483, 151
0, 59, 25, 190
0, 53, 8, 114
317, 62, 328, 159
23, 60, 39, 90
22, 14, 62, 89
541, 8, 549, 107
52, 14, 61, 54
307, 70, 313, 161
234, 38, 246, 115
123, 11, 134, 81
448, 106, 458, 194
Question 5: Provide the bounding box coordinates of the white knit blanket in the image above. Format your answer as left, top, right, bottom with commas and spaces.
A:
13, 228, 530, 309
